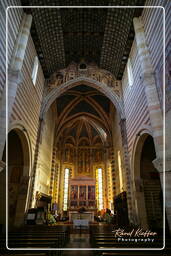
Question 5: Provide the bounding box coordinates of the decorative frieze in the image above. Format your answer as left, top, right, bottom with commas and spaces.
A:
48, 62, 122, 97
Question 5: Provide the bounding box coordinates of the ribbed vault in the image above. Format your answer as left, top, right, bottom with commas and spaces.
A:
55, 85, 113, 147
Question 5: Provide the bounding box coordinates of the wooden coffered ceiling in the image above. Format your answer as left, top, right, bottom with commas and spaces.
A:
21, 0, 145, 79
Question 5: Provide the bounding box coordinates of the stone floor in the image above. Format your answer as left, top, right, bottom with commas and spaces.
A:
63, 233, 94, 256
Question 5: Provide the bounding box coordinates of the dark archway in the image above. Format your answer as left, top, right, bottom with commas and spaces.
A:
140, 135, 163, 231
0, 147, 6, 233
7, 129, 30, 228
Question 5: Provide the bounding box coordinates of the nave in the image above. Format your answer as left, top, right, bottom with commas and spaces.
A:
1, 1, 171, 255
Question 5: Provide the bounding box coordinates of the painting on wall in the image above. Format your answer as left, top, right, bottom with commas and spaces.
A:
88, 185, 95, 200
79, 186, 86, 200
70, 185, 78, 200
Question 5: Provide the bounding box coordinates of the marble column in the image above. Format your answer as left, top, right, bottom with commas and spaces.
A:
0, 13, 32, 169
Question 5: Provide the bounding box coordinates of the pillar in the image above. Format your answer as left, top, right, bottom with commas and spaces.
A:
153, 157, 171, 231
28, 118, 44, 208
133, 17, 163, 158
119, 118, 134, 225
0, 13, 32, 170
49, 146, 57, 197
133, 17, 171, 231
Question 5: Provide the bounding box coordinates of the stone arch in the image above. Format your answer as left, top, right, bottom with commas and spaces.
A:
131, 128, 152, 228
131, 125, 153, 171
40, 77, 125, 120
9, 121, 32, 174
131, 128, 162, 229
7, 123, 32, 227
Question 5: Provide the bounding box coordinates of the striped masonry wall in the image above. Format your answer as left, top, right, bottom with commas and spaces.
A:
142, 0, 171, 69
10, 27, 45, 162
122, 39, 151, 156
122, 0, 170, 158
142, 0, 171, 111
0, 2, 56, 206
0, 0, 23, 101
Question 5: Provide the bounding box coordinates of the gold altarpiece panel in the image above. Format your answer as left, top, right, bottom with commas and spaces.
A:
68, 176, 96, 210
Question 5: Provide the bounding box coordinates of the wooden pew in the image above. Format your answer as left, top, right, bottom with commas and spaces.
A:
8, 230, 69, 248
91, 231, 163, 249
5, 226, 69, 256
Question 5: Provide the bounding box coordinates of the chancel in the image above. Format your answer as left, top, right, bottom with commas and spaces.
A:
0, 0, 171, 256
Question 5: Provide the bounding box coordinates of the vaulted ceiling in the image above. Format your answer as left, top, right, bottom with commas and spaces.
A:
22, 0, 145, 79
55, 85, 113, 146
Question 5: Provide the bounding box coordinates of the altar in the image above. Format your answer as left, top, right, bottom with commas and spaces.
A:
73, 219, 89, 229
69, 211, 94, 222
68, 176, 97, 222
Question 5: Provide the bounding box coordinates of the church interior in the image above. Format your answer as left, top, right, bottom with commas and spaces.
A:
0, 0, 171, 255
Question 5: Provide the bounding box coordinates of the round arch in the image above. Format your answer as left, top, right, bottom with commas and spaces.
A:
131, 127, 162, 229
131, 126, 153, 175
9, 121, 32, 176
7, 123, 32, 227
40, 77, 125, 120
131, 128, 152, 228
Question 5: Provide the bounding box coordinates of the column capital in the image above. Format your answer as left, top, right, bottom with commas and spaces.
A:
142, 71, 156, 81
153, 156, 171, 173
10, 13, 32, 71
0, 160, 6, 172
119, 117, 126, 124
166, 156, 171, 172
133, 16, 142, 30
8, 68, 23, 84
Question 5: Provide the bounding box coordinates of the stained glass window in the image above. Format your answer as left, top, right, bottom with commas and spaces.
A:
118, 151, 123, 192
127, 58, 134, 87
63, 168, 69, 211
97, 168, 103, 210
32, 56, 39, 85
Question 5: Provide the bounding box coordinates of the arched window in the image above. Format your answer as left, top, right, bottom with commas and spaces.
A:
118, 151, 123, 192
79, 63, 87, 70
31, 56, 39, 85
63, 168, 69, 211
127, 58, 134, 87
96, 168, 103, 210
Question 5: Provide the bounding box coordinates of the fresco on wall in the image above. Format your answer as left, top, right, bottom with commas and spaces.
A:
78, 148, 91, 174
48, 62, 121, 97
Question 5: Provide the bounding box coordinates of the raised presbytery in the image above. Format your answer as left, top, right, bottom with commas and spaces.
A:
0, 0, 171, 255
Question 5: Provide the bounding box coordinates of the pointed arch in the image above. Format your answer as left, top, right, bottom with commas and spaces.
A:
41, 77, 125, 120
